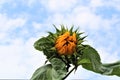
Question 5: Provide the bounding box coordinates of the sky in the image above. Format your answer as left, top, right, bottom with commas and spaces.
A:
0, 0, 120, 80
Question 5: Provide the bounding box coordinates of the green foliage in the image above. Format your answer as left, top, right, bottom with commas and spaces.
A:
50, 58, 67, 78
79, 45, 101, 71
34, 36, 56, 59
31, 58, 67, 80
34, 37, 52, 51
78, 45, 120, 76
32, 25, 120, 80
102, 61, 120, 76
31, 64, 52, 80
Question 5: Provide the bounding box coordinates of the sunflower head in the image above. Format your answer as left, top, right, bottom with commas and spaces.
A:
53, 25, 86, 56
55, 31, 77, 55
34, 25, 86, 59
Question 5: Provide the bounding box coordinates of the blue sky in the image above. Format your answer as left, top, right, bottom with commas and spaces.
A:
0, 0, 120, 80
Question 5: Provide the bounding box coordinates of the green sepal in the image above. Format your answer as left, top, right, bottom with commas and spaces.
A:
61, 24, 67, 34
69, 25, 74, 35
53, 24, 60, 33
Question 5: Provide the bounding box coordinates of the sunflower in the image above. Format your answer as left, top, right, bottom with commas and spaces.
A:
55, 31, 77, 55
34, 25, 85, 59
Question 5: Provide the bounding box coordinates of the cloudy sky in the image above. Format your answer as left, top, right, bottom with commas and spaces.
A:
0, 0, 120, 80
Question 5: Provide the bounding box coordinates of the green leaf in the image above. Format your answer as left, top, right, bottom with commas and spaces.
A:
102, 61, 120, 76
78, 58, 91, 64
34, 36, 56, 58
78, 45, 101, 72
31, 58, 67, 80
31, 64, 52, 80
78, 45, 120, 76
50, 58, 67, 78
34, 37, 53, 51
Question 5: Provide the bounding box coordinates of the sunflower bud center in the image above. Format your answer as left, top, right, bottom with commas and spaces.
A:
55, 32, 77, 55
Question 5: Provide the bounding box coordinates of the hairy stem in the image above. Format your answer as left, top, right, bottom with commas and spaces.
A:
62, 66, 76, 80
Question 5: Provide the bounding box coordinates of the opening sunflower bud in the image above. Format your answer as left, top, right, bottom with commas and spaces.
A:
55, 31, 77, 55
32, 25, 120, 80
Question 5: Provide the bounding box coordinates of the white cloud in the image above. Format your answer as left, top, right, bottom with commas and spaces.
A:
0, 0, 18, 9
40, 0, 120, 31
0, 37, 46, 78
16, 0, 119, 32
103, 0, 120, 11
90, 0, 103, 7
32, 22, 42, 29
88, 0, 120, 11
0, 0, 120, 79
26, 0, 37, 7
0, 13, 27, 44
23, 37, 46, 78
0, 39, 26, 78
0, 33, 6, 41
0, 0, 34, 8
44, 5, 114, 31
39, 1, 120, 80
40, 0, 77, 12
0, 13, 46, 78
0, 13, 26, 32
19, 0, 38, 7
97, 47, 119, 63
0, 0, 11, 5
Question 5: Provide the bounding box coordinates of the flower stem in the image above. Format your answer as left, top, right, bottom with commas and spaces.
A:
62, 66, 76, 80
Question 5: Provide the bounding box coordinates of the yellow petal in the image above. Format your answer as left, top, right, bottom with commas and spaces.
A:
67, 42, 76, 55
55, 40, 66, 50
58, 45, 67, 55
60, 32, 70, 40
